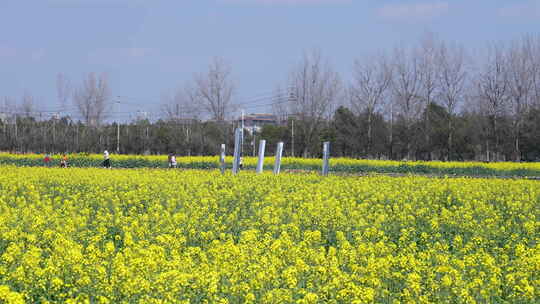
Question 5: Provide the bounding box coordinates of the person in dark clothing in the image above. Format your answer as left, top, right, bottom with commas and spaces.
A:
60, 154, 68, 168
102, 150, 111, 168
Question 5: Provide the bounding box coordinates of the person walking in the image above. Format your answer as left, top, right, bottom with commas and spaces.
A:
103, 150, 111, 168
60, 154, 68, 168
44, 153, 51, 167
168, 152, 177, 169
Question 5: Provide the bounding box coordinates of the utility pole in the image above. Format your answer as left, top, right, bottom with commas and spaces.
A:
52, 115, 56, 153
76, 123, 79, 152
146, 113, 149, 154
51, 112, 60, 153
241, 109, 245, 131
389, 100, 393, 160
186, 124, 191, 156
115, 100, 121, 153
116, 122, 120, 153
291, 119, 295, 157
241, 109, 245, 158
252, 130, 256, 157
288, 89, 297, 158
14, 117, 17, 152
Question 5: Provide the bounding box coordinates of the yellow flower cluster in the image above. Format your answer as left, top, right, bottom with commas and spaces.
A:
0, 166, 539, 303
1, 152, 540, 177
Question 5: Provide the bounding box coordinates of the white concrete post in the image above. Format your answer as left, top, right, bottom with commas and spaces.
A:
220, 144, 226, 174
232, 128, 242, 174
273, 141, 284, 175
256, 140, 266, 174
322, 141, 330, 176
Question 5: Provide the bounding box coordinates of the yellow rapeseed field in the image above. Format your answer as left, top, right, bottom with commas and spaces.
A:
0, 166, 539, 303
2, 152, 540, 177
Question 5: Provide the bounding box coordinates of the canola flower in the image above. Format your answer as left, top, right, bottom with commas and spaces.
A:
0, 166, 538, 303
1, 152, 540, 177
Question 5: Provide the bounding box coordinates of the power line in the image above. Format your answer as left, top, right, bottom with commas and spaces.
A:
242, 96, 291, 110
0, 88, 296, 121
243, 100, 290, 110
234, 89, 294, 107
0, 109, 159, 119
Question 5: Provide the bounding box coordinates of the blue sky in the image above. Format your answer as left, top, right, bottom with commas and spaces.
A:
1, 0, 539, 120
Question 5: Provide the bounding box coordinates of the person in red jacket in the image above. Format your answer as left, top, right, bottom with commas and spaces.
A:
43, 153, 51, 166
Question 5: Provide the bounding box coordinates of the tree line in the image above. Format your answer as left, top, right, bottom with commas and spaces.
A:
1, 33, 540, 161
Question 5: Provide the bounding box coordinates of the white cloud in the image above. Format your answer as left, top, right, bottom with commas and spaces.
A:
499, 0, 540, 18
378, 2, 449, 20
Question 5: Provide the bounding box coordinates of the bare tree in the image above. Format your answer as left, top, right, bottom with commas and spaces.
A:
532, 37, 540, 108
1, 97, 18, 151
477, 43, 509, 161
271, 85, 291, 125
161, 85, 201, 121
160, 85, 201, 156
191, 57, 235, 121
507, 36, 536, 161
1, 96, 16, 122
391, 45, 423, 160
417, 33, 440, 159
288, 50, 341, 157
56, 73, 71, 111
20, 91, 35, 118
73, 73, 111, 126
437, 41, 468, 160
350, 53, 392, 156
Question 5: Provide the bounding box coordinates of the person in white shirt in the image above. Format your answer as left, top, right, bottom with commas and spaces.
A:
168, 152, 177, 169
103, 150, 111, 168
